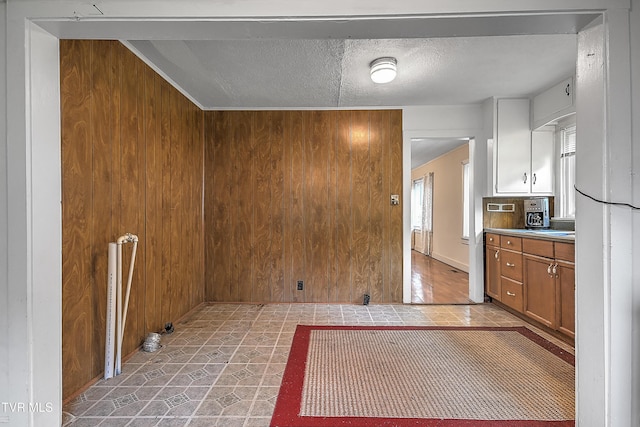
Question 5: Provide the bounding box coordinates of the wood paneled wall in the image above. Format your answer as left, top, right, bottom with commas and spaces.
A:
60, 40, 204, 400
204, 110, 403, 304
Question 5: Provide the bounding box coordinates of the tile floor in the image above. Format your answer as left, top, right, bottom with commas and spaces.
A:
63, 303, 574, 427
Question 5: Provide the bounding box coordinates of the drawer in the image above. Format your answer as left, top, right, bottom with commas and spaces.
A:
500, 235, 522, 251
523, 238, 554, 258
485, 233, 500, 247
555, 242, 575, 262
501, 250, 523, 282
501, 278, 523, 312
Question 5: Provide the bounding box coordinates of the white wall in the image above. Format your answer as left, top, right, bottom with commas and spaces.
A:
2, 12, 61, 425
0, 1, 637, 426
631, 2, 640, 425
575, 19, 607, 426
5, 0, 31, 423
411, 144, 470, 271
574, 7, 638, 427
0, 1, 9, 424
404, 105, 484, 134
27, 23, 62, 426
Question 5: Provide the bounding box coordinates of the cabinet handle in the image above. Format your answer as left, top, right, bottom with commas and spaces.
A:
506, 291, 516, 297
532, 173, 537, 185
566, 83, 571, 96
523, 172, 528, 184
506, 262, 515, 267
494, 250, 500, 260
489, 237, 494, 242
552, 263, 558, 275
547, 264, 552, 275
507, 240, 512, 245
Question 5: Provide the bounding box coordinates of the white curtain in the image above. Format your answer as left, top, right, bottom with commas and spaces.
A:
422, 172, 434, 256
411, 179, 424, 234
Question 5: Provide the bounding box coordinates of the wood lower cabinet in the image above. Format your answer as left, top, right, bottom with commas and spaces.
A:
523, 253, 575, 337
485, 239, 501, 300
484, 232, 523, 302
501, 250, 523, 282
523, 254, 557, 329
484, 231, 575, 340
501, 277, 523, 311
556, 260, 575, 339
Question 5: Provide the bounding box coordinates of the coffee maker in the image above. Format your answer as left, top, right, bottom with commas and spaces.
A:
524, 197, 550, 229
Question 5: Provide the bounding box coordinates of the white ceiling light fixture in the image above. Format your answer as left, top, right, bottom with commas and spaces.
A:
370, 57, 397, 84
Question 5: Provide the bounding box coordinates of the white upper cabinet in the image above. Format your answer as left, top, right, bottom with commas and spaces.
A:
532, 77, 574, 130
496, 99, 531, 193
494, 99, 554, 195
531, 127, 554, 194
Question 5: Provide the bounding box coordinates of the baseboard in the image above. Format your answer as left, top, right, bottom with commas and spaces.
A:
431, 252, 469, 273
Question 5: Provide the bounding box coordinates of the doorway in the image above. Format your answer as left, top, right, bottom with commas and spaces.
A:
409, 137, 473, 304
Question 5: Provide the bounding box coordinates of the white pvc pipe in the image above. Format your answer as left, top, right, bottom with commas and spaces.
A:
104, 243, 117, 379
120, 239, 138, 350
115, 241, 123, 375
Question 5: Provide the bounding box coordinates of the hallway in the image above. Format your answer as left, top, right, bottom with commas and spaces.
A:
411, 250, 472, 304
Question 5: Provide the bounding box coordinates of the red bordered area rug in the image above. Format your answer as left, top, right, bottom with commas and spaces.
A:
271, 326, 575, 427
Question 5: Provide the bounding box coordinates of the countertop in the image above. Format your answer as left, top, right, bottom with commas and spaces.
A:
484, 228, 575, 242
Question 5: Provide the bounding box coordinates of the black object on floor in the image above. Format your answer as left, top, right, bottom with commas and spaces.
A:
164, 322, 174, 334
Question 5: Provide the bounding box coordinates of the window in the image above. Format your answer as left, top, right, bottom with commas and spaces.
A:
411, 178, 424, 230
560, 126, 576, 217
462, 161, 470, 240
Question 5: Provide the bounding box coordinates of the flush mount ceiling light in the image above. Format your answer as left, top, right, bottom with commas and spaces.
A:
370, 57, 397, 84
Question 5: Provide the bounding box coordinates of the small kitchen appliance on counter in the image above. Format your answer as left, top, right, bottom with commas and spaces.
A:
524, 197, 550, 229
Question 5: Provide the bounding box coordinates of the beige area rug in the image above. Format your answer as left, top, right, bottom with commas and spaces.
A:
271, 326, 575, 427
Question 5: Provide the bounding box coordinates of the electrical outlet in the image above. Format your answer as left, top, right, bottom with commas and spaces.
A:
297, 280, 304, 290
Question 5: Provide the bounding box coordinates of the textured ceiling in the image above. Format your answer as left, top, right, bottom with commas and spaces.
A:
129, 34, 577, 109
128, 34, 576, 166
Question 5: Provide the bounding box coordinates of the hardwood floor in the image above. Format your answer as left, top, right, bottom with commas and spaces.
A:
411, 250, 472, 304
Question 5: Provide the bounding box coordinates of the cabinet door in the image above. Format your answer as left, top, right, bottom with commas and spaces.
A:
496, 99, 531, 194
532, 77, 574, 129
556, 261, 575, 338
523, 255, 556, 328
531, 129, 554, 194
485, 246, 501, 299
